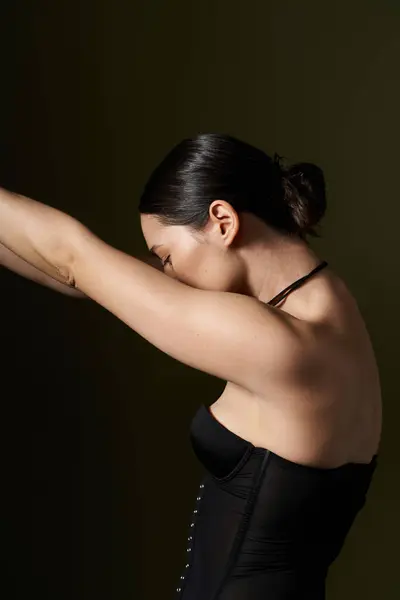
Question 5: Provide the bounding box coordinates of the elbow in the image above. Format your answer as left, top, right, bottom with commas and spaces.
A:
52, 218, 87, 288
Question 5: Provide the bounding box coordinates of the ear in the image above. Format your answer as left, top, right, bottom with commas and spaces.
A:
207, 200, 240, 248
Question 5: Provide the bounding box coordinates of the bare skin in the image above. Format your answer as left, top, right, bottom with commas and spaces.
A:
0, 241, 86, 297
0, 188, 381, 468
0, 241, 162, 294
141, 207, 382, 468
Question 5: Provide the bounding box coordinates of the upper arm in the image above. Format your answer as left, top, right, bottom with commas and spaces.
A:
70, 227, 300, 392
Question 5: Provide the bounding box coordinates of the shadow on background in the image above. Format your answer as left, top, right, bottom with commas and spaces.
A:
1, 1, 399, 598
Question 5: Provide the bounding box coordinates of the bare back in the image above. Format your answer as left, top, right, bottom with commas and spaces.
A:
209, 267, 382, 469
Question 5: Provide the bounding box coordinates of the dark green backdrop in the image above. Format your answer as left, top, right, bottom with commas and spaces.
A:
1, 1, 399, 598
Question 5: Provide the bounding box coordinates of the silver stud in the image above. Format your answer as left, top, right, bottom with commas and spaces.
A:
188, 536, 192, 540
190, 523, 194, 527
177, 588, 181, 592
200, 484, 204, 488
187, 548, 192, 552
185, 563, 189, 567
193, 509, 198, 513
197, 496, 201, 500
181, 576, 185, 579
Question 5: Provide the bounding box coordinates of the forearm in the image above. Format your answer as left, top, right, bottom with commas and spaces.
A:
0, 186, 81, 286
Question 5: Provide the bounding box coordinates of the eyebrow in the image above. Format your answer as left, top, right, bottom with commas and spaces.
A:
149, 244, 163, 256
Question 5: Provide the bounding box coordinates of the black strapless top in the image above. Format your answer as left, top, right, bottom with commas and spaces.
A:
174, 262, 379, 599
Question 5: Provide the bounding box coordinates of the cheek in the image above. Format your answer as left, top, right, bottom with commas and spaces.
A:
177, 248, 239, 292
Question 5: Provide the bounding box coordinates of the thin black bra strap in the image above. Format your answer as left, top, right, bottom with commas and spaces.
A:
267, 260, 328, 307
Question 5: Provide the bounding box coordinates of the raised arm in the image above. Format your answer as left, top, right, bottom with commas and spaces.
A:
0, 241, 86, 297
0, 187, 82, 285
0, 186, 298, 392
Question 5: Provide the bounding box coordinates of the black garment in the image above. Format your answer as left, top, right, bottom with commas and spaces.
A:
175, 262, 378, 599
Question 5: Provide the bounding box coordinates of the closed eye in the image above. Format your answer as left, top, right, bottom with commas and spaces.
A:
162, 255, 172, 268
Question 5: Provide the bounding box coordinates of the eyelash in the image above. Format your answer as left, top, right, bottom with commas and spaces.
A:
162, 255, 172, 267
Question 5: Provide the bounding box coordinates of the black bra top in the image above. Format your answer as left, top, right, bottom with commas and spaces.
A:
191, 402, 378, 479
176, 261, 378, 600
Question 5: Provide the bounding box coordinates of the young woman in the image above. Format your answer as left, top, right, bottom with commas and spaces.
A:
0, 134, 381, 599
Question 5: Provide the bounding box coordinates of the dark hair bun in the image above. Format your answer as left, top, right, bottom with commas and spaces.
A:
282, 162, 327, 238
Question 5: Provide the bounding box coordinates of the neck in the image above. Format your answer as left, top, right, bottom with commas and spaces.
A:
237, 214, 324, 305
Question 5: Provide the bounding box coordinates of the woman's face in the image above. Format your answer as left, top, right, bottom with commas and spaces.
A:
140, 202, 245, 292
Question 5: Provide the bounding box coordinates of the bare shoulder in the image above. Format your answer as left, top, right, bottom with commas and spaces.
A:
270, 274, 382, 463
216, 272, 382, 466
